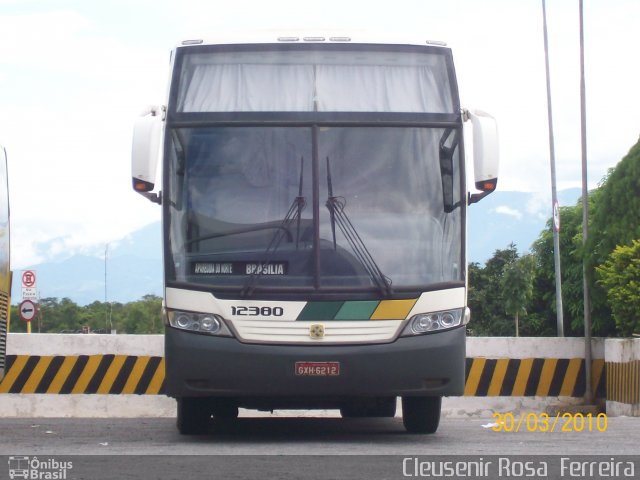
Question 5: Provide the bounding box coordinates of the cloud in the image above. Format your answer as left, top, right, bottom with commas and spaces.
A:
525, 191, 551, 221
0, 11, 93, 69
0, 9, 167, 268
494, 206, 523, 220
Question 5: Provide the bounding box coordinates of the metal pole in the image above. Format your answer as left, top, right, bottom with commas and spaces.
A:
105, 244, 109, 332
579, 0, 593, 403
542, 0, 564, 337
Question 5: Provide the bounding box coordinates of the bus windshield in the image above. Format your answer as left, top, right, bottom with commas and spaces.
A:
166, 125, 463, 295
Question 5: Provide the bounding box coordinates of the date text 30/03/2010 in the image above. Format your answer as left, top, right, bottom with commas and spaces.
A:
490, 412, 607, 432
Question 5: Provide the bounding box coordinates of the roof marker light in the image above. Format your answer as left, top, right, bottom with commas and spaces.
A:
329, 37, 351, 42
303, 36, 325, 42
182, 39, 203, 45
278, 37, 299, 42
426, 40, 447, 46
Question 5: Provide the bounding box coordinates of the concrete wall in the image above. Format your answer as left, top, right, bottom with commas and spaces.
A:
466, 336, 604, 359
0, 334, 634, 418
6, 333, 163, 356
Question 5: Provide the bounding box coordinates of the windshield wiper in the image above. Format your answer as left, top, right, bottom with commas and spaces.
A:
294, 156, 306, 248
241, 157, 306, 298
325, 157, 393, 296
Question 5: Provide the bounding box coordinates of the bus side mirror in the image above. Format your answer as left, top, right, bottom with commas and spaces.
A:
132, 105, 164, 204
466, 109, 498, 205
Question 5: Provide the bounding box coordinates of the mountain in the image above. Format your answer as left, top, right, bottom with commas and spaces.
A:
12, 189, 582, 305
12, 222, 163, 306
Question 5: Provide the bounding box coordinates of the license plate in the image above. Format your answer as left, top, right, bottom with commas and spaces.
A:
295, 361, 340, 376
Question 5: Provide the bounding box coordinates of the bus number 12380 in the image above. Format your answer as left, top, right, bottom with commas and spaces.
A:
231, 306, 284, 317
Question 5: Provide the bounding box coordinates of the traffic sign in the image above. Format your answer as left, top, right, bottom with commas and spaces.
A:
553, 201, 561, 232
21, 269, 39, 302
19, 299, 37, 322
22, 270, 36, 288
22, 287, 38, 300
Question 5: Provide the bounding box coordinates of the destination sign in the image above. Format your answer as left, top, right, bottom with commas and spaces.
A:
192, 262, 288, 275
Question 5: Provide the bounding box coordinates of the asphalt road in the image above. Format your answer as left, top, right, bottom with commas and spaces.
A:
1, 416, 638, 479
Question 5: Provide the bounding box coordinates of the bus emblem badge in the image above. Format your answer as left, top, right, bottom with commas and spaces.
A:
309, 324, 325, 339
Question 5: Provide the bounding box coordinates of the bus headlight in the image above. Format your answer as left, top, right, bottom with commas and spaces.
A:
167, 310, 233, 337
401, 308, 464, 336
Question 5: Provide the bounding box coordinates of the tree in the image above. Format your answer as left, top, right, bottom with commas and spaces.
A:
8, 295, 163, 334
501, 254, 536, 336
589, 140, 640, 267
41, 298, 83, 332
596, 239, 640, 337
525, 139, 640, 338
467, 244, 520, 336
529, 202, 596, 336
118, 295, 163, 334
587, 139, 640, 333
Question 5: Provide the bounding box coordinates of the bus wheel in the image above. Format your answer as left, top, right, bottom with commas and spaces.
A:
176, 397, 211, 435
401, 396, 441, 434
212, 401, 239, 419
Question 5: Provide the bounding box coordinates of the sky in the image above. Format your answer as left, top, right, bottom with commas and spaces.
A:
0, 0, 638, 269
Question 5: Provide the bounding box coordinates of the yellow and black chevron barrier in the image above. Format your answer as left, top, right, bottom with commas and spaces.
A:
0, 354, 607, 398
0, 355, 164, 395
464, 358, 606, 398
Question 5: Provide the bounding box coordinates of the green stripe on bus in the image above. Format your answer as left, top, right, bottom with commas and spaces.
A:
297, 302, 344, 321
334, 301, 380, 320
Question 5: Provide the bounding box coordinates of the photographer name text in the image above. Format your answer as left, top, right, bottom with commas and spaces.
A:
403, 457, 635, 478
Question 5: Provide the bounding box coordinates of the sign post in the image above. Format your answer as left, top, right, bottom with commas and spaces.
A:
20, 270, 39, 333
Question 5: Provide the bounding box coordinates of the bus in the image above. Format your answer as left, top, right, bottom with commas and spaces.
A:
131, 33, 498, 434
8, 456, 29, 480
0, 145, 10, 382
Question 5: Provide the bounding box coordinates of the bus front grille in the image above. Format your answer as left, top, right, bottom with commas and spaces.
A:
228, 319, 403, 345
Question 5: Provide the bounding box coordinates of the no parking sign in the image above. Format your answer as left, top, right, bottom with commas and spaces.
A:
21, 269, 38, 300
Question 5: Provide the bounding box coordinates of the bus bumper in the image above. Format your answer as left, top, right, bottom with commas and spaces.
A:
164, 325, 465, 404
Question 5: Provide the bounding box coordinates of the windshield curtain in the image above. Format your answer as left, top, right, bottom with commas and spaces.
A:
166, 126, 462, 293
176, 48, 454, 113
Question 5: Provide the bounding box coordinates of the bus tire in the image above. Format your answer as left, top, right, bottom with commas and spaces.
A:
401, 396, 441, 434
212, 401, 239, 419
176, 397, 211, 435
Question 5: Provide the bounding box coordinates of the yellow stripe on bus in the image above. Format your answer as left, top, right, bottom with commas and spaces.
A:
370, 299, 417, 320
